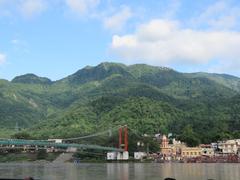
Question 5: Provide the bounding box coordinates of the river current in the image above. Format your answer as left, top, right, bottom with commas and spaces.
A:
0, 162, 239, 180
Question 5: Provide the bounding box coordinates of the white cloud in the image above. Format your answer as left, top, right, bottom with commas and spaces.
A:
66, 0, 100, 15
192, 1, 240, 30
0, 53, 6, 65
103, 6, 132, 31
111, 19, 240, 67
19, 0, 46, 18
0, 0, 46, 18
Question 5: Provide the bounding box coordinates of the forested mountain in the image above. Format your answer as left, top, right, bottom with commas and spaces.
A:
1, 62, 240, 144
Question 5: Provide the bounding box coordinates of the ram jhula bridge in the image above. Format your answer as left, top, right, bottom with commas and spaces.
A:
0, 139, 124, 152
0, 125, 129, 154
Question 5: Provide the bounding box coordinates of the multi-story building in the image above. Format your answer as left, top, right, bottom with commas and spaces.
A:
218, 140, 238, 154
181, 147, 202, 158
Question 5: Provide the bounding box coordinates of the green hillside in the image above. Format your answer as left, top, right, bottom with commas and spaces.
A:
12, 74, 52, 85
0, 62, 240, 144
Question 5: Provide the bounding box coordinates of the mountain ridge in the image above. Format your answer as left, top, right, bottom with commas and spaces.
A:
0, 62, 240, 143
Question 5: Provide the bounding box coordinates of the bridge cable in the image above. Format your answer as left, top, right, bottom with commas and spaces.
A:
62, 125, 125, 141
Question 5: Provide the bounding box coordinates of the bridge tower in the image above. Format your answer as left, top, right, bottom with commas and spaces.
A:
124, 126, 128, 151
117, 126, 129, 160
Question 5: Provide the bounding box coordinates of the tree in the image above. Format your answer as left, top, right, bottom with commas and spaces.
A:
11, 131, 32, 139
180, 125, 200, 147
145, 137, 160, 153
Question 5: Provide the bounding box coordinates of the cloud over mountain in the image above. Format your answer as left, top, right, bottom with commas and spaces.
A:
111, 19, 240, 68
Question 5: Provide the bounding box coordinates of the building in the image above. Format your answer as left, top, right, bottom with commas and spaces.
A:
160, 135, 187, 160
160, 135, 176, 159
236, 139, 240, 155
211, 143, 218, 151
218, 140, 238, 154
117, 151, 129, 160
200, 144, 215, 157
107, 151, 129, 160
134, 152, 147, 160
107, 152, 117, 160
48, 139, 63, 143
181, 147, 202, 158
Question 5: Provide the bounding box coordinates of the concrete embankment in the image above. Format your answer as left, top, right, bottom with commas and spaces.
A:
52, 153, 73, 163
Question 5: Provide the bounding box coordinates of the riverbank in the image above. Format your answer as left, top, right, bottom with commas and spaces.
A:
1, 152, 240, 164
0, 152, 60, 163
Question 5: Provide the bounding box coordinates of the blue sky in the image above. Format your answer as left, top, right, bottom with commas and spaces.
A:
1, 0, 240, 80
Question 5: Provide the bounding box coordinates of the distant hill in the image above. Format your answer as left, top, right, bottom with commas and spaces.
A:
12, 74, 52, 85
1, 62, 240, 143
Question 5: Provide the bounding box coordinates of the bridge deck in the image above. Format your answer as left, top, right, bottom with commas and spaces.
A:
0, 139, 123, 152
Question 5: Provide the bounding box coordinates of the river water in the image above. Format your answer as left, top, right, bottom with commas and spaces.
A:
0, 163, 239, 180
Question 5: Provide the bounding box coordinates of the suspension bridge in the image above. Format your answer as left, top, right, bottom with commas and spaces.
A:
0, 125, 131, 153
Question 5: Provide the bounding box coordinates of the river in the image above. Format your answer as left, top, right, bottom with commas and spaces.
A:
0, 163, 240, 180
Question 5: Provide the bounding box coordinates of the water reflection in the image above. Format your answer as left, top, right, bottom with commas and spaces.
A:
0, 163, 240, 180
107, 163, 129, 180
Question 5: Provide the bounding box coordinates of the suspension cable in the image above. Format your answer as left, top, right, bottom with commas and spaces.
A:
62, 125, 125, 141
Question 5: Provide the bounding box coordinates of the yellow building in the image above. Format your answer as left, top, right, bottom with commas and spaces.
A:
181, 147, 202, 158
160, 135, 202, 159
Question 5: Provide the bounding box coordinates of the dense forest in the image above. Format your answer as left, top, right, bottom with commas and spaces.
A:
0, 62, 240, 146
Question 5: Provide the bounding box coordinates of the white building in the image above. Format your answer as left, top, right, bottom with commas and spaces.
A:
107, 151, 129, 160
107, 152, 117, 160
218, 140, 238, 154
117, 151, 129, 160
134, 152, 146, 160
48, 139, 63, 143
200, 144, 215, 156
